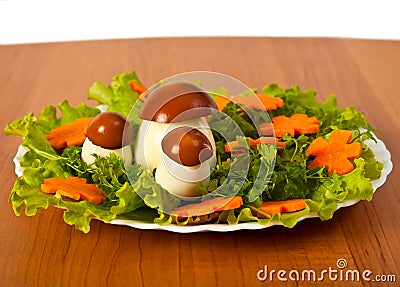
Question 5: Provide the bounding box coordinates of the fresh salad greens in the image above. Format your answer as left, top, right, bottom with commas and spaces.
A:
4, 71, 383, 233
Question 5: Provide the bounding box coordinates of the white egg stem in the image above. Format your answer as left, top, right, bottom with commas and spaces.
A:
134, 118, 216, 197
81, 138, 133, 166
134, 118, 216, 171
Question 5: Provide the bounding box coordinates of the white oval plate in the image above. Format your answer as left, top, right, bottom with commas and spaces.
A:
13, 135, 393, 233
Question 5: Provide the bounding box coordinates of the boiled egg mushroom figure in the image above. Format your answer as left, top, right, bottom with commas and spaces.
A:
134, 81, 217, 196
82, 112, 134, 165
156, 126, 214, 197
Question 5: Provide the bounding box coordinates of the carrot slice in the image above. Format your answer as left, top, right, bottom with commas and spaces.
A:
224, 137, 255, 153
255, 94, 284, 110
304, 137, 328, 155
269, 114, 320, 137
216, 196, 244, 211
254, 199, 307, 218
45, 117, 92, 150
305, 129, 362, 176
213, 95, 233, 111
171, 197, 243, 217
41, 177, 106, 204
254, 136, 286, 149
224, 136, 285, 153
235, 94, 284, 111
213, 94, 284, 111
225, 141, 243, 153
129, 80, 146, 94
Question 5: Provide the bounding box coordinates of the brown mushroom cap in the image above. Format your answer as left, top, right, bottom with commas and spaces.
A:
87, 112, 134, 149
162, 127, 214, 167
138, 81, 217, 123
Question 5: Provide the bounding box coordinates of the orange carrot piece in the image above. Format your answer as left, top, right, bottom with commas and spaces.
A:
216, 196, 244, 211
267, 114, 320, 137
224, 141, 241, 153
45, 117, 92, 150
305, 137, 328, 156
253, 137, 286, 149
234, 95, 264, 110
41, 177, 106, 204
234, 94, 284, 111
213, 94, 284, 112
224, 137, 254, 153
253, 137, 275, 145
171, 197, 243, 217
58, 189, 81, 201
256, 94, 284, 110
254, 199, 307, 218
129, 80, 146, 94
225, 137, 285, 153
329, 129, 353, 144
305, 129, 362, 176
213, 95, 233, 111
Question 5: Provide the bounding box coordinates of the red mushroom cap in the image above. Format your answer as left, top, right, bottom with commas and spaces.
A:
161, 127, 214, 167
138, 81, 217, 123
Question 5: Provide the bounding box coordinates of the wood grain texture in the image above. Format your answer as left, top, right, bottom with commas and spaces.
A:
0, 37, 398, 287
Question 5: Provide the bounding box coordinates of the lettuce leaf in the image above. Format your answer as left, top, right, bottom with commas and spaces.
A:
88, 71, 142, 117
60, 200, 116, 233
132, 169, 181, 214
307, 158, 374, 220
58, 100, 100, 124
264, 84, 339, 117
5, 113, 57, 167
341, 159, 374, 201
110, 182, 145, 215
35, 100, 100, 132
361, 146, 383, 180
10, 160, 64, 216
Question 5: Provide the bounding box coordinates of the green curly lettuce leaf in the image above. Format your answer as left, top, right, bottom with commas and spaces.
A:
58, 100, 100, 124
361, 146, 383, 180
60, 201, 116, 233
132, 169, 181, 214
9, 159, 67, 216
88, 71, 142, 117
110, 182, 145, 215
307, 158, 375, 220
5, 113, 57, 167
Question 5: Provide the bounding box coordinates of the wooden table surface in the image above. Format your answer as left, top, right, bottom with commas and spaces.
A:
0, 37, 398, 287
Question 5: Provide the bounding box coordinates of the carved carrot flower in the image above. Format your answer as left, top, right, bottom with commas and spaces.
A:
41, 177, 106, 204
262, 114, 320, 137
45, 118, 92, 149
305, 129, 362, 176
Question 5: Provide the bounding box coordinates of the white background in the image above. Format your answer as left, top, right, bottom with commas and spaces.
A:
1, 0, 399, 44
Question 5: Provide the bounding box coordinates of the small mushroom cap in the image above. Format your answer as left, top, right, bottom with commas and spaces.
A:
161, 126, 214, 167
87, 112, 134, 149
138, 81, 217, 123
